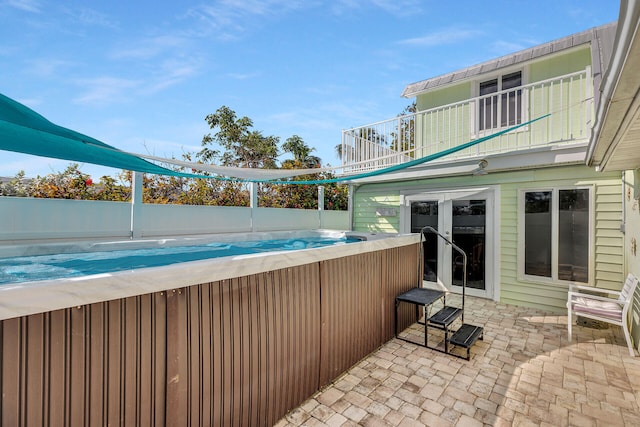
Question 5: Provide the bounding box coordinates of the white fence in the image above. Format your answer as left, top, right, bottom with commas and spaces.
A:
0, 197, 350, 242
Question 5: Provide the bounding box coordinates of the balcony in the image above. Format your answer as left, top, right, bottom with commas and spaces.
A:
340, 68, 593, 175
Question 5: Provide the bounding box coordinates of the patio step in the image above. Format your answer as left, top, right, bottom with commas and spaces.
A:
428, 306, 463, 327
449, 323, 484, 360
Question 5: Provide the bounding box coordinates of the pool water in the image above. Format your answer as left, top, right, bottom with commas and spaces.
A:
0, 236, 359, 285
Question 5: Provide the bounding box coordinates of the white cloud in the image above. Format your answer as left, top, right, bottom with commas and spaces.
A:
106, 34, 202, 95
64, 7, 118, 29
4, 0, 41, 13
217, 0, 307, 16
398, 28, 483, 47
0, 154, 70, 178
330, 0, 422, 17
226, 71, 261, 80
72, 77, 141, 106
111, 35, 188, 60
15, 97, 42, 108
184, 0, 313, 39
27, 58, 76, 77
145, 60, 200, 94
491, 40, 529, 56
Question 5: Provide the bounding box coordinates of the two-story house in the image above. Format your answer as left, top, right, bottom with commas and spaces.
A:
340, 22, 620, 313
587, 1, 640, 349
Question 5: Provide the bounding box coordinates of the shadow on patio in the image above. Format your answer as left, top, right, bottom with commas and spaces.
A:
276, 295, 640, 426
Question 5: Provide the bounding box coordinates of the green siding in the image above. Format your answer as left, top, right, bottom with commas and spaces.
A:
352, 165, 623, 313
621, 170, 640, 351
416, 82, 471, 111
528, 46, 591, 83
409, 51, 592, 159
499, 166, 623, 312
353, 191, 401, 232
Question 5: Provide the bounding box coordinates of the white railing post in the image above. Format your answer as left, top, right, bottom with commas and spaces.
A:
130, 171, 143, 239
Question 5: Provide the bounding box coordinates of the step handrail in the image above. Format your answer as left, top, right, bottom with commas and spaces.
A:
420, 225, 467, 323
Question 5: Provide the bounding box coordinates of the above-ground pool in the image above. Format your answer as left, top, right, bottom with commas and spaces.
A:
0, 235, 361, 285
0, 230, 420, 321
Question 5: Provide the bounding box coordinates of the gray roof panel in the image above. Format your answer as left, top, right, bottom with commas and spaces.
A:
401, 22, 618, 98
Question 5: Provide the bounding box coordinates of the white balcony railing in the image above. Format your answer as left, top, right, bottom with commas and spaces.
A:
340, 68, 593, 175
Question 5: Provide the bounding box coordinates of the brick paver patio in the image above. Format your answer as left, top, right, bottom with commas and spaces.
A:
276, 295, 640, 426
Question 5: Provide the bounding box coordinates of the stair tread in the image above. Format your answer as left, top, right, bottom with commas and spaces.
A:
428, 306, 463, 326
450, 324, 483, 348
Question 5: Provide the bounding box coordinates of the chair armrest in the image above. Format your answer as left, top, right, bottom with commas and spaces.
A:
568, 291, 628, 306
568, 284, 621, 297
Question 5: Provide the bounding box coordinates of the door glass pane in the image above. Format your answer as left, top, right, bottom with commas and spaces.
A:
558, 189, 589, 282
411, 201, 438, 282
452, 199, 486, 290
525, 191, 552, 277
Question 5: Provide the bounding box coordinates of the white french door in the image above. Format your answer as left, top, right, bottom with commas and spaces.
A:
403, 188, 495, 299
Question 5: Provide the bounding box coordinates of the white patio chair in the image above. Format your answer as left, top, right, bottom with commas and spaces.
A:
567, 273, 638, 357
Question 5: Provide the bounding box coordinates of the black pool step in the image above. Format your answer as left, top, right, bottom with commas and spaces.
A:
428, 306, 463, 327
449, 323, 484, 360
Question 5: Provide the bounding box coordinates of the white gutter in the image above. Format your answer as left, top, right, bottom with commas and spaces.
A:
587, 0, 640, 168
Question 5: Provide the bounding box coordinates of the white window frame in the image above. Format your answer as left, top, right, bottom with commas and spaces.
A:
471, 68, 528, 137
517, 186, 594, 285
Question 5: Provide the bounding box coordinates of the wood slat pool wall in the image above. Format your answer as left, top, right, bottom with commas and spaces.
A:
0, 243, 419, 426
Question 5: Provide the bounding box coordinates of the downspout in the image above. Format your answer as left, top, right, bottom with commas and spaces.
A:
622, 171, 627, 277
622, 171, 627, 235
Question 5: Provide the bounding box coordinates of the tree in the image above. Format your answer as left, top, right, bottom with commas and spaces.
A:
282, 135, 321, 168
93, 173, 131, 201
324, 181, 348, 210
336, 102, 417, 161
30, 164, 96, 199
391, 101, 417, 154
334, 127, 385, 163
199, 106, 279, 169
27, 164, 131, 201
0, 171, 32, 197
6, 106, 349, 211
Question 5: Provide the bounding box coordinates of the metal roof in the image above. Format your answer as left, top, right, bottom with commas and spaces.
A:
587, 1, 640, 171
401, 22, 618, 98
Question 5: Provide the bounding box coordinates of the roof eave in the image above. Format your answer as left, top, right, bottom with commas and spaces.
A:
402, 22, 617, 99
587, 1, 640, 171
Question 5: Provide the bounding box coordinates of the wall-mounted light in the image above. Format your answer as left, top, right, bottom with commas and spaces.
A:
473, 159, 489, 176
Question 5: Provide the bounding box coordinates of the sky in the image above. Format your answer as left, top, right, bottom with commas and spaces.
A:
0, 0, 620, 179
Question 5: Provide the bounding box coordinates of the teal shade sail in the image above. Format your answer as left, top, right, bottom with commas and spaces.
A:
0, 93, 549, 184
0, 93, 196, 177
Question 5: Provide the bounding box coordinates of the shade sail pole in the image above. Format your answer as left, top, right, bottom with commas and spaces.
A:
130, 171, 143, 238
